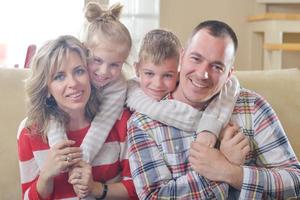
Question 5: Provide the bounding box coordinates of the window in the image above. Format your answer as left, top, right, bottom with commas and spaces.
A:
109, 0, 160, 61
0, 0, 84, 68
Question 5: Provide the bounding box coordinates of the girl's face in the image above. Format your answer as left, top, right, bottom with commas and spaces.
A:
48, 51, 91, 116
88, 44, 129, 88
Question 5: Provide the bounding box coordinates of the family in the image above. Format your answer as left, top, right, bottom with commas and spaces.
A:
17, 2, 300, 200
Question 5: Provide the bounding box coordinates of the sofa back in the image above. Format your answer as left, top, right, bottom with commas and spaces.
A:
0, 67, 299, 199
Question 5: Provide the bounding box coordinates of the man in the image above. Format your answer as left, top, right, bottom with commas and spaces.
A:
127, 20, 300, 199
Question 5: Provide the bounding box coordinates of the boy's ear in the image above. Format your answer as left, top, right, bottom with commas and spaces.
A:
134, 62, 140, 77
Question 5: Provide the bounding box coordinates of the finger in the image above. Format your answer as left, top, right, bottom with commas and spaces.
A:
221, 124, 239, 140
230, 131, 246, 145
54, 140, 76, 150
242, 145, 251, 156
60, 147, 82, 156
236, 137, 250, 149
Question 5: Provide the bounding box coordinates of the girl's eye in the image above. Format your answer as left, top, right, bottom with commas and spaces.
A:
110, 63, 121, 68
53, 73, 65, 81
93, 58, 103, 65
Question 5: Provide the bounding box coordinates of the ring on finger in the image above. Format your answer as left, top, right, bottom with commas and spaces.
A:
65, 155, 72, 162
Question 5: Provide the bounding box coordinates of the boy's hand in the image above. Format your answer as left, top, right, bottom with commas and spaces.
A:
195, 131, 217, 148
220, 123, 250, 165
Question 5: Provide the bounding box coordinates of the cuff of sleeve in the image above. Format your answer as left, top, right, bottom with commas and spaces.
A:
121, 179, 139, 200
196, 114, 223, 137
239, 166, 264, 200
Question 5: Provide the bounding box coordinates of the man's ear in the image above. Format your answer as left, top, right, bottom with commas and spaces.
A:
227, 66, 234, 81
134, 62, 140, 77
179, 48, 185, 69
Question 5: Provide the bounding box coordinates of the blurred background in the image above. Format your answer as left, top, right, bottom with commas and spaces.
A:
1, 0, 299, 70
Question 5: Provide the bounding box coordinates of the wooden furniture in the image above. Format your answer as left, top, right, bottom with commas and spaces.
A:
248, 13, 300, 69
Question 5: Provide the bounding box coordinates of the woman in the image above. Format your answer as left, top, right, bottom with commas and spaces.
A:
17, 35, 136, 199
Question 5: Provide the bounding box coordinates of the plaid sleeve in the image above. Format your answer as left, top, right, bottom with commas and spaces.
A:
127, 113, 229, 200
239, 94, 300, 199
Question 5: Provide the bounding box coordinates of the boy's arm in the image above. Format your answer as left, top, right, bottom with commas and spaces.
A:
80, 75, 127, 163
196, 75, 240, 137
126, 79, 201, 131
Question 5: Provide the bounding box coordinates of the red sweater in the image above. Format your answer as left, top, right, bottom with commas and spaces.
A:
17, 109, 137, 200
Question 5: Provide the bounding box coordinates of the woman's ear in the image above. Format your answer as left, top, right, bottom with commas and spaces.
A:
134, 62, 140, 77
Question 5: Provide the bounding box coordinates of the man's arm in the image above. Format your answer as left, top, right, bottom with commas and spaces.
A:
190, 91, 300, 199
238, 94, 300, 199
127, 113, 229, 200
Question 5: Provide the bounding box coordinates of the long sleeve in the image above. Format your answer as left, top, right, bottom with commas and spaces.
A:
127, 113, 229, 200
196, 75, 240, 136
17, 119, 52, 200
233, 90, 300, 199
114, 109, 138, 200
81, 75, 127, 162
126, 76, 240, 137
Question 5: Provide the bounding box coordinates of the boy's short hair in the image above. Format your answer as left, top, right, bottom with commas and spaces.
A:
138, 29, 181, 65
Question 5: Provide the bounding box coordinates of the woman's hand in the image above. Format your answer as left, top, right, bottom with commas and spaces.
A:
37, 140, 82, 199
40, 140, 82, 180
68, 161, 95, 198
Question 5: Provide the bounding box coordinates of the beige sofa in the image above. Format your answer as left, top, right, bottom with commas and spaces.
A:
0, 67, 299, 199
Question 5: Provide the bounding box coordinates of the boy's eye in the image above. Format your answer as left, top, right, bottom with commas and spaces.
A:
163, 74, 173, 78
53, 73, 65, 81
144, 72, 154, 77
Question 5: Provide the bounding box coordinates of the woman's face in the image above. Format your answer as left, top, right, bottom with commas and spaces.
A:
48, 51, 91, 116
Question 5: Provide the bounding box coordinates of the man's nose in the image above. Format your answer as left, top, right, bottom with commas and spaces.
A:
196, 62, 209, 79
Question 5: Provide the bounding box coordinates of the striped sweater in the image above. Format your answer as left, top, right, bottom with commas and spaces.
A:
17, 109, 137, 200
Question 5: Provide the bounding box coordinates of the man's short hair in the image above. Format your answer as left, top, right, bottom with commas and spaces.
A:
189, 20, 238, 54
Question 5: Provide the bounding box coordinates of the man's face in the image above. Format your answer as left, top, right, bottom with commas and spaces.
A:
173, 29, 235, 109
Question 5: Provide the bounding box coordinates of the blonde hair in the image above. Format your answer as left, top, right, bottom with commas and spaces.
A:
83, 2, 132, 56
138, 29, 182, 65
25, 35, 100, 136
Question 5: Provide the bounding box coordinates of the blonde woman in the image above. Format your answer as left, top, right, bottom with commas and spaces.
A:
17, 35, 136, 199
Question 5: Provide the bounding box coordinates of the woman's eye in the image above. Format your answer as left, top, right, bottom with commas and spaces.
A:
75, 68, 86, 76
53, 73, 65, 81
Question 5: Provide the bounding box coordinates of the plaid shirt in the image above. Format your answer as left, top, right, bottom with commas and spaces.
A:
127, 88, 300, 200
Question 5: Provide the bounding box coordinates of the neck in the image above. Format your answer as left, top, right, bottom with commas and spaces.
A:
67, 111, 90, 131
172, 86, 207, 110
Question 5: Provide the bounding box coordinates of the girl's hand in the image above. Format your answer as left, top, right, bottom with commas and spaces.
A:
68, 161, 94, 198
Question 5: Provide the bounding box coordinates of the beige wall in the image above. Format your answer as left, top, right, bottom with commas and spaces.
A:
159, 0, 299, 70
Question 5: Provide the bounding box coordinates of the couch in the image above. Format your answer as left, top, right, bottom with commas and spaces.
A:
0, 67, 299, 199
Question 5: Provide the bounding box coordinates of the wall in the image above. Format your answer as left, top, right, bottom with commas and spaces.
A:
160, 0, 300, 70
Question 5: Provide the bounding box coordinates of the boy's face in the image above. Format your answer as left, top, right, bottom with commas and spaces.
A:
87, 44, 128, 88
137, 58, 179, 100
